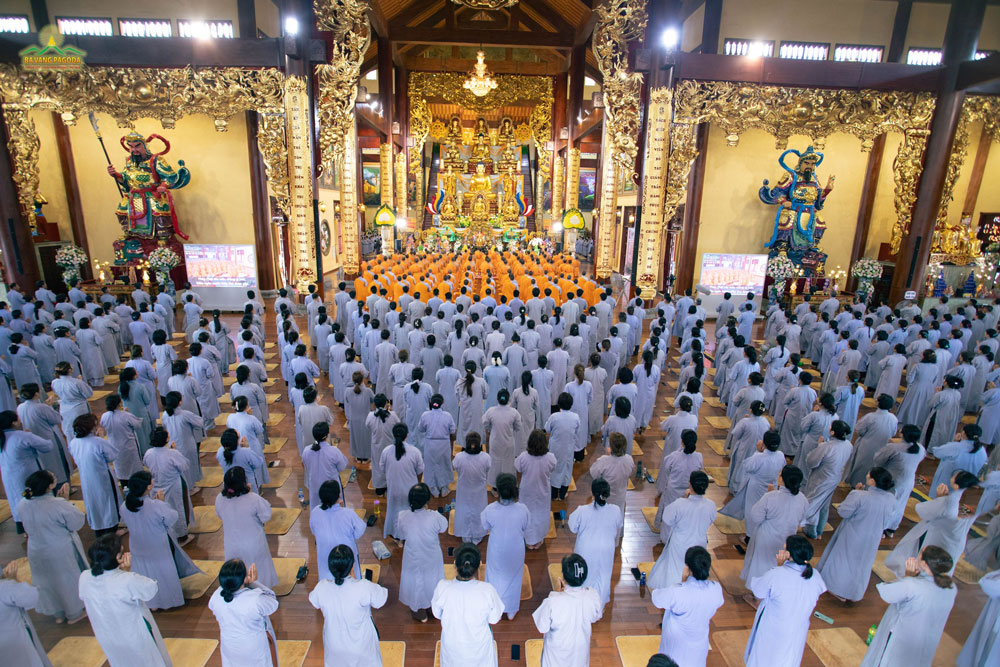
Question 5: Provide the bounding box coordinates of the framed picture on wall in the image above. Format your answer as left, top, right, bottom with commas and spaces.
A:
362, 165, 380, 206
319, 163, 338, 189
320, 219, 331, 254
579, 169, 596, 212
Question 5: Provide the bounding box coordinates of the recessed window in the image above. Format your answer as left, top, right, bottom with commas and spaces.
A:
118, 18, 172, 38
178, 19, 234, 39
975, 50, 997, 60
56, 17, 114, 36
907, 48, 942, 66
723, 39, 774, 57
779, 42, 829, 61
833, 44, 883, 63
0, 15, 29, 33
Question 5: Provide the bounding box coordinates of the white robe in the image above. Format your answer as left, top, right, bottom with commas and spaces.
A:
78, 568, 170, 667
308, 577, 388, 667
208, 584, 279, 667
531, 586, 603, 667
432, 579, 503, 667
745, 563, 827, 667
652, 578, 724, 667
569, 502, 624, 606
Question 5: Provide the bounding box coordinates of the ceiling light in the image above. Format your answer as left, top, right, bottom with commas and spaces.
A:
284, 17, 299, 35
463, 51, 498, 97
662, 27, 679, 51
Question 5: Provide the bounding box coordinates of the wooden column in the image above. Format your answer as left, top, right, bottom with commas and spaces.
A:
236, 0, 257, 38
675, 123, 708, 295
848, 133, 886, 290
29, 0, 48, 31
702, 0, 723, 55
889, 0, 986, 303
377, 35, 393, 139
566, 45, 585, 146
961, 127, 992, 215
887, 0, 912, 63
553, 72, 567, 152
51, 111, 92, 280
0, 118, 41, 289
245, 111, 277, 291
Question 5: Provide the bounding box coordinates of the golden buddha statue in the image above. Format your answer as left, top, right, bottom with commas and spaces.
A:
470, 132, 493, 169
439, 167, 459, 222
465, 162, 496, 199
471, 193, 490, 221
500, 167, 520, 223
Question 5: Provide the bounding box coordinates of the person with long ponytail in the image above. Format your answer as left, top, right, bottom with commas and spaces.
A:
378, 423, 424, 540
208, 558, 280, 667
567, 478, 623, 608
923, 374, 965, 451
584, 352, 608, 435
160, 389, 205, 488
50, 360, 93, 442
431, 542, 503, 665
792, 391, 839, 469
397, 483, 448, 622
309, 480, 367, 584
17, 382, 73, 489
120, 470, 202, 609
187, 341, 222, 431
897, 348, 939, 427
844, 393, 899, 487
817, 466, 896, 602
143, 425, 193, 542
740, 465, 809, 584
404, 367, 434, 453
150, 328, 177, 400
52, 325, 84, 378
452, 431, 491, 544
801, 419, 853, 538
743, 535, 826, 667
416, 393, 457, 498
344, 369, 375, 463
861, 545, 958, 667
302, 421, 348, 510
17, 469, 87, 623
67, 413, 122, 537
117, 365, 154, 448
872, 423, 926, 536
217, 428, 265, 493
125, 343, 159, 425
99, 393, 144, 485
437, 353, 462, 424
480, 473, 531, 620
457, 360, 488, 444
308, 542, 388, 667
632, 349, 661, 433
928, 422, 987, 496
231, 362, 269, 440
482, 351, 510, 412
365, 393, 400, 495
214, 467, 278, 590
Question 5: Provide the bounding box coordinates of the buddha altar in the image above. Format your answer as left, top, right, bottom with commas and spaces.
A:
500, 167, 521, 224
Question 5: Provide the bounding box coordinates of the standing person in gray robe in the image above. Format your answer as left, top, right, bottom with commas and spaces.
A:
775, 372, 817, 457
457, 362, 489, 444
294, 387, 334, 459
120, 471, 201, 609
897, 351, 939, 427
150, 331, 177, 399
873, 425, 926, 534
214, 467, 278, 588
16, 385, 72, 486
514, 429, 558, 548
78, 534, 171, 667
378, 423, 424, 540
188, 343, 221, 432
922, 375, 964, 449
721, 430, 786, 523
0, 563, 50, 667
52, 328, 83, 378
161, 391, 205, 486
397, 483, 448, 621
118, 368, 153, 452
648, 471, 716, 589
589, 432, 635, 518
345, 371, 375, 460
75, 319, 106, 386
860, 546, 958, 667
725, 401, 770, 489
142, 428, 192, 541
956, 568, 1000, 667
18, 470, 87, 623
817, 467, 896, 601
50, 362, 92, 443
230, 365, 269, 436
483, 390, 523, 489
654, 430, 704, 528
843, 394, 898, 487
67, 414, 121, 535
874, 344, 907, 403
452, 432, 491, 543
100, 395, 145, 484
801, 420, 853, 538
416, 396, 457, 498
885, 471, 980, 577
740, 465, 809, 584
365, 395, 400, 492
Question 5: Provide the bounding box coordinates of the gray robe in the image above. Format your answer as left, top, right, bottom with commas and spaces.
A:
0, 429, 53, 523
345, 385, 375, 458
17, 495, 87, 619
872, 441, 926, 531
456, 376, 488, 444
725, 415, 770, 491
801, 438, 853, 528
0, 580, 51, 667
956, 569, 1000, 667
816, 487, 895, 600
921, 387, 963, 450
51, 376, 92, 442
721, 449, 785, 521
214, 492, 278, 588
68, 434, 121, 531
860, 573, 957, 667
843, 409, 898, 487
100, 409, 145, 481
885, 490, 973, 576
740, 487, 809, 583
120, 498, 201, 609
452, 450, 491, 541
143, 447, 191, 538
378, 443, 423, 539
483, 405, 522, 487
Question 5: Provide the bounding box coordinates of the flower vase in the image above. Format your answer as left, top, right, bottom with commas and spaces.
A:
857, 278, 873, 302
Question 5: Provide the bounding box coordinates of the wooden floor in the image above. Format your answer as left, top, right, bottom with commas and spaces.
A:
0, 297, 990, 667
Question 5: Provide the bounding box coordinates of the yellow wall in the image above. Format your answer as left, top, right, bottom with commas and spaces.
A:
905, 2, 947, 52
30, 110, 74, 242
41, 112, 255, 265
970, 134, 1000, 226
718, 0, 896, 52
693, 125, 872, 283
7, 0, 35, 30
254, 0, 280, 38
682, 3, 704, 53
864, 132, 902, 259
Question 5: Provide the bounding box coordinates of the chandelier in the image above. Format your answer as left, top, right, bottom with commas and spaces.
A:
463, 51, 498, 97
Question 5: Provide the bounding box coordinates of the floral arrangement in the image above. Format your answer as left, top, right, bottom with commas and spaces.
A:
851, 257, 883, 301
766, 254, 797, 300
147, 246, 180, 283
850, 258, 883, 281
54, 244, 88, 283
